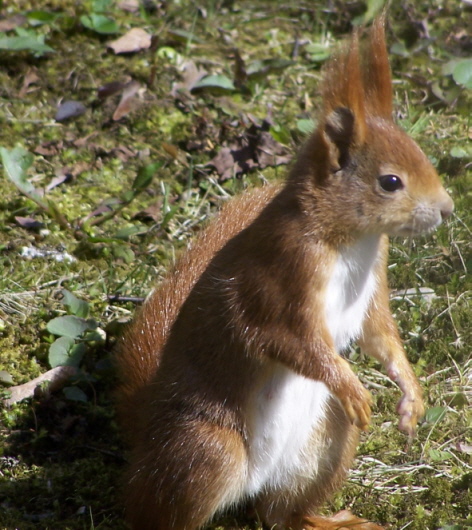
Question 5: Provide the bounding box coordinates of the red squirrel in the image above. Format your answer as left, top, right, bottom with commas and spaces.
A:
116, 16, 453, 530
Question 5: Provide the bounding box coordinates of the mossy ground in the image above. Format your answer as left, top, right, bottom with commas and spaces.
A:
0, 1, 471, 529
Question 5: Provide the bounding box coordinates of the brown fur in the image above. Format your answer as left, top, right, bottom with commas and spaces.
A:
116, 16, 452, 530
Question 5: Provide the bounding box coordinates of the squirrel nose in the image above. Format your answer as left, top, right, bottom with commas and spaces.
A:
439, 193, 454, 220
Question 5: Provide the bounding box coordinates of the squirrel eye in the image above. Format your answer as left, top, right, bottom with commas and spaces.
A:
378, 174, 404, 192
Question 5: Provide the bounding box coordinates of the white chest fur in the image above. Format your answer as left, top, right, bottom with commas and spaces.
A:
244, 363, 331, 495
243, 235, 381, 497
325, 234, 381, 352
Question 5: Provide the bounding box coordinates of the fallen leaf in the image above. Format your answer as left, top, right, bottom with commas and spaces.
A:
210, 144, 257, 180
15, 216, 44, 231
171, 60, 207, 96
34, 141, 62, 157
108, 27, 152, 54
162, 142, 179, 159
0, 14, 27, 32
82, 198, 123, 223
113, 80, 141, 120
112, 145, 137, 161
456, 442, 472, 454
98, 80, 128, 100
73, 132, 98, 148
45, 169, 73, 191
55, 100, 87, 122
208, 121, 291, 181
118, 0, 140, 12
256, 131, 292, 168
18, 67, 40, 98
133, 200, 162, 223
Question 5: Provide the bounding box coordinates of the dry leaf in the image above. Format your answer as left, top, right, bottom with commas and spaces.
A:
35, 141, 62, 157
162, 142, 180, 159
73, 132, 99, 148
108, 27, 152, 54
15, 216, 44, 231
162, 142, 189, 166
456, 442, 472, 454
0, 14, 27, 32
133, 200, 162, 223
118, 0, 140, 12
98, 80, 128, 100
55, 100, 87, 122
171, 60, 207, 97
45, 169, 74, 191
18, 67, 40, 98
113, 80, 141, 120
209, 144, 257, 181
208, 122, 291, 181
112, 145, 137, 161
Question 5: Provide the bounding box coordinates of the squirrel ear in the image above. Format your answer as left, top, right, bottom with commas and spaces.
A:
324, 107, 355, 170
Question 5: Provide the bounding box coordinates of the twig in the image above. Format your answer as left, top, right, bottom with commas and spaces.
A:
3, 366, 78, 406
107, 295, 145, 304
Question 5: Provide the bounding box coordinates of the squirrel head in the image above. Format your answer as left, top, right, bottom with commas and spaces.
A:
295, 15, 453, 240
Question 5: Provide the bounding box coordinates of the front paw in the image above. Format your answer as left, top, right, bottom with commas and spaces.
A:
397, 390, 425, 437
337, 377, 372, 431
388, 364, 425, 436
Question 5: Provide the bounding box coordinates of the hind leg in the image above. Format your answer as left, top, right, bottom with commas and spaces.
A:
124, 418, 247, 530
255, 397, 383, 529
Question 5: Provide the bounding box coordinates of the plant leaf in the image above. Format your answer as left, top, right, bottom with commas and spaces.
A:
47, 315, 97, 338
0, 33, 54, 55
428, 449, 453, 462
80, 14, 119, 35
425, 406, 447, 424
49, 336, 75, 368
62, 289, 90, 318
0, 145, 48, 209
192, 74, 235, 91
352, 0, 386, 25
452, 58, 472, 89
450, 146, 470, 158
27, 10, 60, 26
246, 58, 294, 78
0, 370, 14, 385
63, 386, 88, 402
49, 337, 86, 369
296, 118, 316, 135
132, 162, 162, 193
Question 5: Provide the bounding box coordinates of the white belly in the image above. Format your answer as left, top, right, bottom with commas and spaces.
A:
245, 363, 330, 495
243, 235, 381, 496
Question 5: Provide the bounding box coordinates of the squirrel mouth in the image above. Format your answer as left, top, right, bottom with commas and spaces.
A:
394, 221, 440, 237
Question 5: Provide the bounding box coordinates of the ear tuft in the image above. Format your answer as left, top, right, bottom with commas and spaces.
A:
324, 107, 355, 169
363, 14, 393, 119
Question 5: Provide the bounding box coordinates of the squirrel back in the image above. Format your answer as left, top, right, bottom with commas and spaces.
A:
115, 184, 280, 438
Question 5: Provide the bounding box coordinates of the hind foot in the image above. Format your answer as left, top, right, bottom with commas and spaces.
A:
292, 510, 384, 529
